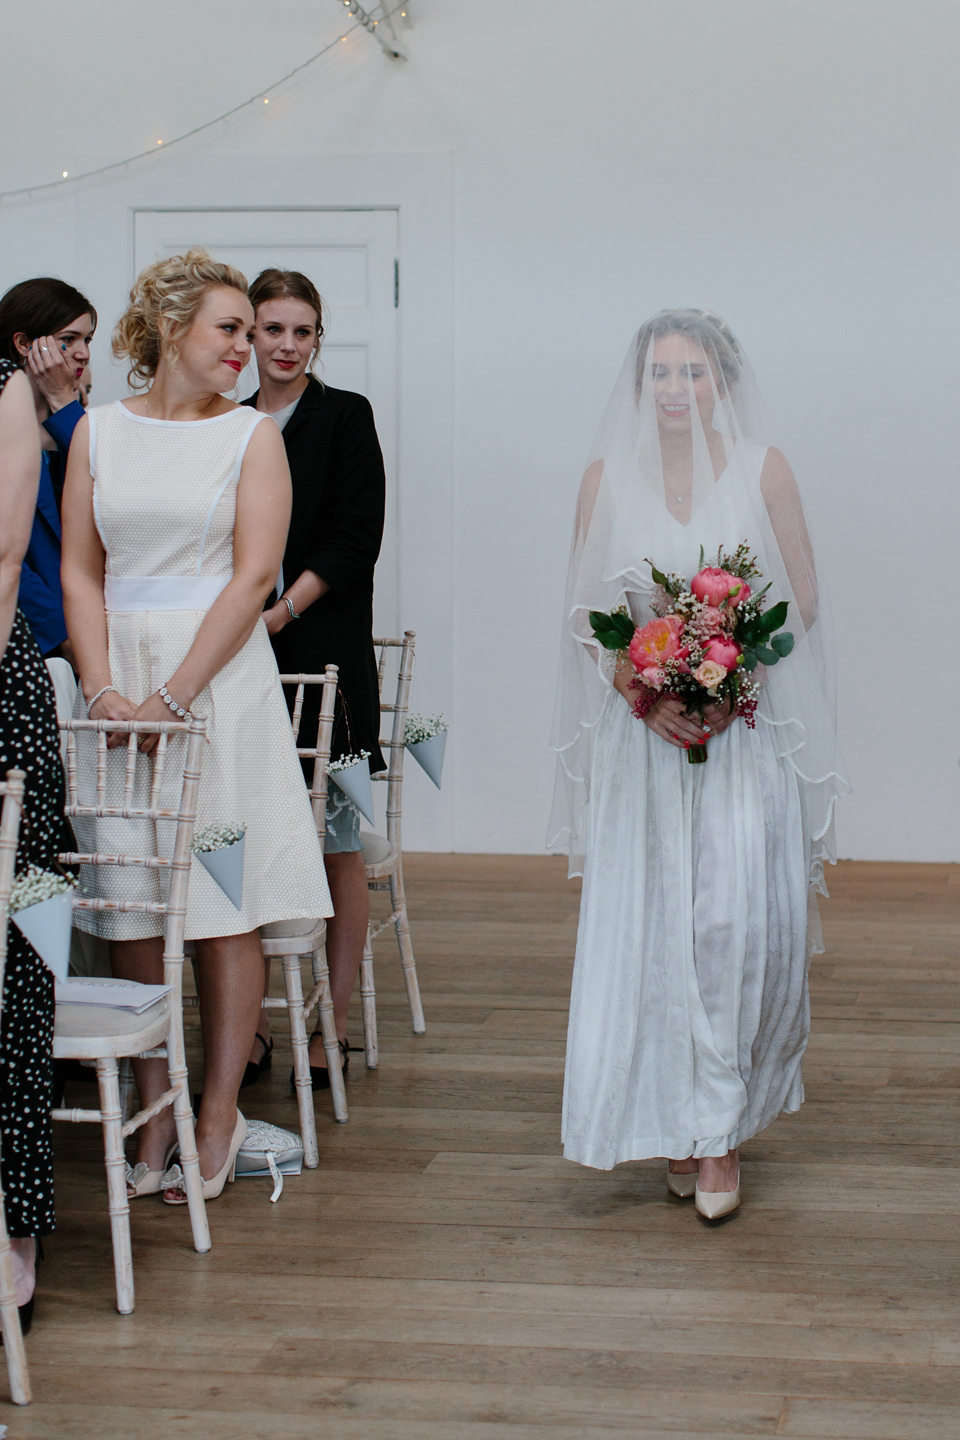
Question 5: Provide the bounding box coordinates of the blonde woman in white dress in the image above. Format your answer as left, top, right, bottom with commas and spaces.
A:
61, 250, 332, 1202
550, 310, 848, 1218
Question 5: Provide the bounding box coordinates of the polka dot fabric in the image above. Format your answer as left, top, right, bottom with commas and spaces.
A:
0, 609, 60, 1237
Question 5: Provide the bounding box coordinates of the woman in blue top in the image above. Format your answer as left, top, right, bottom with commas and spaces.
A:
0, 278, 96, 659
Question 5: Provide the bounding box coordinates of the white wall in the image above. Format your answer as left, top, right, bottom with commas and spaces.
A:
2, 1, 958, 860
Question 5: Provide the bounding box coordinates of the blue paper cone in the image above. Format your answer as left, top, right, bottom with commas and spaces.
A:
406, 731, 446, 789
329, 757, 375, 825
13, 891, 74, 979
196, 833, 245, 909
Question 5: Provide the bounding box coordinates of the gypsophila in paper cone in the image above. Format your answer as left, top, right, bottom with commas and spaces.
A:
327, 752, 375, 825
10, 866, 76, 979
191, 822, 246, 909
405, 718, 447, 789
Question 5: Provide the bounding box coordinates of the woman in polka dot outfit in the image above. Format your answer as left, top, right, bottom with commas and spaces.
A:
0, 355, 61, 1332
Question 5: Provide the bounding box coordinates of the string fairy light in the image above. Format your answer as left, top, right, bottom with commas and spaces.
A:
0, 3, 408, 206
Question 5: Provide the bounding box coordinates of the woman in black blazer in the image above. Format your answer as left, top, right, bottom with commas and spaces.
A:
245, 269, 385, 1088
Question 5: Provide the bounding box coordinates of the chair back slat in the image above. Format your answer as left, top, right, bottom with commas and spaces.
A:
149, 732, 169, 811
277, 668, 339, 844
372, 632, 416, 849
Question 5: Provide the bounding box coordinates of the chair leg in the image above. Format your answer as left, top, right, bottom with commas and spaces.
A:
359, 923, 379, 1069
166, 1045, 210, 1256
96, 1058, 135, 1315
282, 955, 320, 1168
389, 862, 425, 1034
118, 1057, 136, 1124
0, 1193, 31, 1404
310, 943, 349, 1123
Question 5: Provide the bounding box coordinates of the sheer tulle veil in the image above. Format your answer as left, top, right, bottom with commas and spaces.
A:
548, 309, 850, 884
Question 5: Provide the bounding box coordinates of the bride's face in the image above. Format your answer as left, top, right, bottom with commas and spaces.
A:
650, 333, 717, 436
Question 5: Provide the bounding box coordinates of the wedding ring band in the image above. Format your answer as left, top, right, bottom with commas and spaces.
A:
41, 345, 48, 351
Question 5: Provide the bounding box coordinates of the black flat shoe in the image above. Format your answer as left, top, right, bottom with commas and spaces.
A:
290, 1037, 350, 1093
241, 1032, 274, 1089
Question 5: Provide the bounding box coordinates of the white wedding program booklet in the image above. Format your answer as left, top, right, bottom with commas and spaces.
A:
55, 977, 172, 1014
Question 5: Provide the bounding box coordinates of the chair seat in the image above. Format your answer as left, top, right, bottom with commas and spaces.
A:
361, 829, 398, 878
259, 917, 326, 954
54, 983, 171, 1061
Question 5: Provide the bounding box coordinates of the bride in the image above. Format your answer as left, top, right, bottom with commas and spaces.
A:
550, 309, 849, 1218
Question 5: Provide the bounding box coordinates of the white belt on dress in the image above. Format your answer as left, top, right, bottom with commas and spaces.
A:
104, 574, 231, 612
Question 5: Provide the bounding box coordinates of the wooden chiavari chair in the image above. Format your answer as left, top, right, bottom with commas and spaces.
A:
0, 769, 31, 1405
53, 717, 210, 1314
358, 631, 425, 1070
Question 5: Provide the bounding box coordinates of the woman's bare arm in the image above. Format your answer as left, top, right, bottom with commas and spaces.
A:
0, 370, 41, 660
760, 447, 818, 632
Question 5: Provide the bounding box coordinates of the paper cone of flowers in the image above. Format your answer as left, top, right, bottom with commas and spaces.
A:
193, 828, 246, 909
329, 755, 375, 825
407, 730, 446, 789
12, 886, 74, 981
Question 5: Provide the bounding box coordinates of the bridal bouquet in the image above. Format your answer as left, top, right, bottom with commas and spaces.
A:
589, 543, 794, 763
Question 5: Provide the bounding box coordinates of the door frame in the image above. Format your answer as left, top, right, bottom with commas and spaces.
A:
75, 151, 455, 850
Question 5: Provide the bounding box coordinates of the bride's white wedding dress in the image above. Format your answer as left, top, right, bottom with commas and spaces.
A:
550, 313, 849, 1171
562, 443, 812, 1167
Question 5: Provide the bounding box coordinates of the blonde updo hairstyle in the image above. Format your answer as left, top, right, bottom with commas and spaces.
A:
112, 248, 250, 388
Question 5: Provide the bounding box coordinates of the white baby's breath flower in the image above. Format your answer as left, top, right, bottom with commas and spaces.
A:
404, 715, 448, 746
327, 750, 371, 775
10, 865, 76, 914
190, 821, 246, 854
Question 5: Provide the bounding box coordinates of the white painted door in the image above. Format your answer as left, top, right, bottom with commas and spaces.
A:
132, 208, 399, 633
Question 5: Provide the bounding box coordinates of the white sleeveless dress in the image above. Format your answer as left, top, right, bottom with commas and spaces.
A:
72, 401, 332, 942
562, 442, 813, 1169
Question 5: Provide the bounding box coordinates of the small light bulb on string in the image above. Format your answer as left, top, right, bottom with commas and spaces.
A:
157, 139, 163, 146
263, 97, 269, 104
62, 171, 69, 178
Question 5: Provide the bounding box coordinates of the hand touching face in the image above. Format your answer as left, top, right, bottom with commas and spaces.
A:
16, 311, 95, 413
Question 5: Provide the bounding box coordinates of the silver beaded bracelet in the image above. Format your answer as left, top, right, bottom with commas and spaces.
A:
283, 595, 300, 621
159, 683, 194, 721
86, 684, 118, 712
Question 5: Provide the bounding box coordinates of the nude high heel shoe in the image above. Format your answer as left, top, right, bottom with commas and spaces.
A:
162, 1110, 247, 1205
666, 1167, 698, 1198
695, 1166, 740, 1220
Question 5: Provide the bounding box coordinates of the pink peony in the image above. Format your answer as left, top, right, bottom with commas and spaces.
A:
703, 635, 741, 670
640, 665, 667, 689
691, 567, 751, 608
629, 615, 685, 673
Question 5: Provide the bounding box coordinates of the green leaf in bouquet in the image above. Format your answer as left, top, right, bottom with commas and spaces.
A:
756, 600, 789, 635
770, 631, 795, 657
589, 610, 635, 650
754, 644, 780, 666
741, 651, 759, 672
646, 561, 680, 596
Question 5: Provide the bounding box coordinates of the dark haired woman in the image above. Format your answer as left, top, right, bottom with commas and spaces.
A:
0, 279, 96, 660
245, 268, 385, 1089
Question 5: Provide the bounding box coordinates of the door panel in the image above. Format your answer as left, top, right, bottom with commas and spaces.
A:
132, 208, 398, 634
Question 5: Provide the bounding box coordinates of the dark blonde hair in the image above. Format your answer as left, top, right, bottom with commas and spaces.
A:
112, 248, 249, 388
248, 268, 324, 374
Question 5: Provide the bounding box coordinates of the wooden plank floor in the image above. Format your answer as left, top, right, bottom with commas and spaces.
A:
6, 857, 959, 1438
